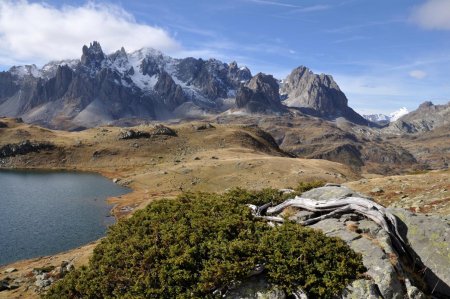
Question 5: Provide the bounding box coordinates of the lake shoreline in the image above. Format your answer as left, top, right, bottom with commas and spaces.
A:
0, 168, 132, 267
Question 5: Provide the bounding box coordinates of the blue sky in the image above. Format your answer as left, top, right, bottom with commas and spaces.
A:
1, 0, 449, 114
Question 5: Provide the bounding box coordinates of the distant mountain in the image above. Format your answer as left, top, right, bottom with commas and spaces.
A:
235, 73, 285, 113
0, 42, 251, 129
363, 113, 391, 125
363, 107, 409, 125
385, 101, 450, 134
389, 107, 409, 121
0, 42, 368, 129
280, 66, 369, 125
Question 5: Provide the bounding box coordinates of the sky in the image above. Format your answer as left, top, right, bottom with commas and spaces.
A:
0, 0, 449, 115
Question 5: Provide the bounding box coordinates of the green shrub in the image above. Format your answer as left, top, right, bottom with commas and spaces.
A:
44, 188, 364, 299
261, 222, 366, 297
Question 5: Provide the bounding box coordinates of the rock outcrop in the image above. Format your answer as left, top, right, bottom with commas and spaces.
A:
0, 141, 55, 158
281, 66, 368, 125
234, 185, 450, 298
236, 73, 285, 113
118, 130, 151, 140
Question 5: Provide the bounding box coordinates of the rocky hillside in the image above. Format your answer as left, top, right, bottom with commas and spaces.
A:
216, 113, 420, 174
385, 101, 450, 134
0, 42, 371, 129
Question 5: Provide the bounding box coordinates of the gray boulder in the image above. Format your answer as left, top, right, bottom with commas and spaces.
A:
389, 208, 450, 297
301, 184, 368, 200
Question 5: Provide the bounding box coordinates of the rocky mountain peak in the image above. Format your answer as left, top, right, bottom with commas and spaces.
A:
281, 65, 368, 125
236, 72, 284, 113
418, 101, 434, 110
0, 42, 373, 128
81, 41, 106, 68
281, 66, 346, 112
247, 73, 278, 93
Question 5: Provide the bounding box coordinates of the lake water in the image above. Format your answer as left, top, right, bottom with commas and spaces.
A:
0, 170, 130, 266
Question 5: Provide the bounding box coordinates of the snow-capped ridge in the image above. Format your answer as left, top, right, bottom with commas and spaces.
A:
363, 107, 409, 124
389, 107, 409, 121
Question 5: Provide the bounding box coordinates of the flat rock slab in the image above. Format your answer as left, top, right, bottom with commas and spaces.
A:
301, 185, 368, 201
389, 208, 450, 297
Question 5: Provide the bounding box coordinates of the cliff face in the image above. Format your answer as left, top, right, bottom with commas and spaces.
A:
235, 73, 285, 113
281, 66, 368, 125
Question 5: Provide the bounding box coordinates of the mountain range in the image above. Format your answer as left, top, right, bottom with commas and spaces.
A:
0, 41, 368, 129
1, 41, 449, 173
363, 107, 409, 125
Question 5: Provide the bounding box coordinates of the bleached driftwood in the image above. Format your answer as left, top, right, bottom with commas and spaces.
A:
251, 196, 411, 259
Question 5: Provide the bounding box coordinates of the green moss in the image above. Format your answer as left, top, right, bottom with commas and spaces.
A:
44, 188, 364, 299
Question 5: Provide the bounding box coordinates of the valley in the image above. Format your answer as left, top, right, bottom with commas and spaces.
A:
0, 41, 449, 298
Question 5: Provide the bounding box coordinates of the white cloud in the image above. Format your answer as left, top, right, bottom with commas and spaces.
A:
0, 0, 180, 66
411, 0, 450, 30
247, 0, 299, 8
409, 70, 427, 79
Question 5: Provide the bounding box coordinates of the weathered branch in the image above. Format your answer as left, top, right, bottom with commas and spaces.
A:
252, 196, 413, 262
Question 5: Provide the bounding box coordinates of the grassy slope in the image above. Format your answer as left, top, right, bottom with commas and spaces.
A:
0, 118, 356, 299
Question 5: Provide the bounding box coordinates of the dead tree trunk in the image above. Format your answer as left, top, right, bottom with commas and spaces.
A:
252, 196, 414, 263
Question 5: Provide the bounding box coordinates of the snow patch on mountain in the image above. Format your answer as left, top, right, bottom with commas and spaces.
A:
389, 107, 409, 121
9, 65, 42, 79
363, 107, 409, 123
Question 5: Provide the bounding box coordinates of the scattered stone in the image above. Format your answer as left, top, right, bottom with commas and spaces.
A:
118, 130, 150, 140
151, 124, 177, 137
180, 168, 193, 175
194, 123, 215, 131
371, 187, 384, 194
0, 121, 7, 128
4, 268, 17, 274
211, 156, 219, 160
113, 178, 120, 183
0, 280, 9, 292
193, 157, 201, 160
279, 188, 295, 194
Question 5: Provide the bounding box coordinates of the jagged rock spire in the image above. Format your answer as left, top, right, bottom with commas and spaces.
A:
81, 41, 106, 68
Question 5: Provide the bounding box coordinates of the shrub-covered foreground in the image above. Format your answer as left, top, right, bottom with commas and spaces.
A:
44, 188, 365, 299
